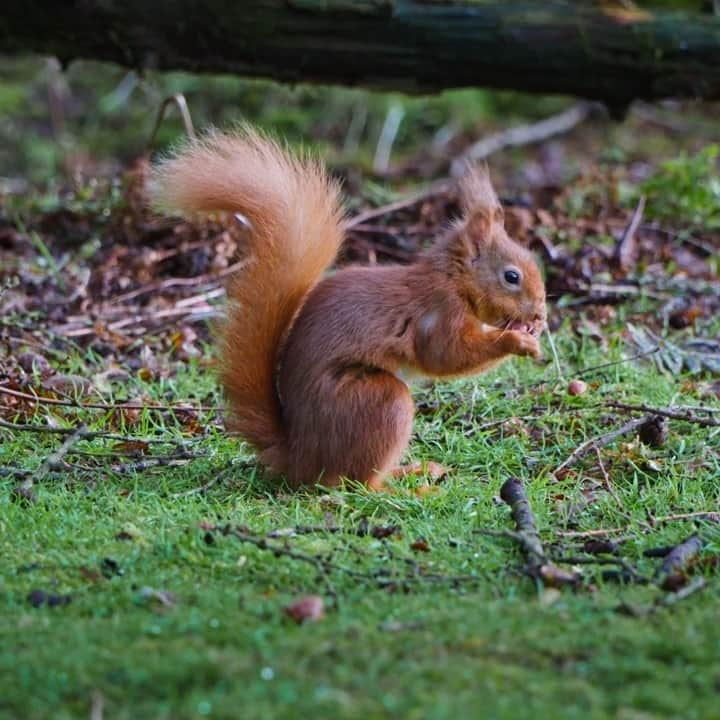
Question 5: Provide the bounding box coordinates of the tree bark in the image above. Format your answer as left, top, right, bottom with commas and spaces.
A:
1, 1, 719, 105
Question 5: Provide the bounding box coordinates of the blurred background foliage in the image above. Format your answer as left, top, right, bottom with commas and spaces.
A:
1, 56, 717, 191
0, 57, 569, 182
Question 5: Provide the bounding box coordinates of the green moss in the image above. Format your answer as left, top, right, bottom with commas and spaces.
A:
2, 314, 719, 718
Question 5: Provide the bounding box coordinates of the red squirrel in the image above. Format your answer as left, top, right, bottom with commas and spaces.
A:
152, 127, 546, 490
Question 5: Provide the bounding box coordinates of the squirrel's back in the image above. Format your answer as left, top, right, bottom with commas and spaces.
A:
151, 127, 344, 470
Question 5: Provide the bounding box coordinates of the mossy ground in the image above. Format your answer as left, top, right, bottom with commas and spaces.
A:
2, 318, 719, 720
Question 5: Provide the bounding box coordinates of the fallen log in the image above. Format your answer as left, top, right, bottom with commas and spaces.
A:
1, 2, 720, 105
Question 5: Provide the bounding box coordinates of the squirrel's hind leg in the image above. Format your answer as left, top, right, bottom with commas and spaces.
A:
287, 370, 414, 491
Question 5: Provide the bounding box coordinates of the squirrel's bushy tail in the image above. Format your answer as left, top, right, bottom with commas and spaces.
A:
151, 127, 344, 472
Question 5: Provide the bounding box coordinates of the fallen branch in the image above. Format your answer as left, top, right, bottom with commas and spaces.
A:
499, 478, 546, 566
450, 102, 596, 176
606, 401, 720, 428
653, 534, 703, 590
498, 478, 579, 587
552, 415, 652, 477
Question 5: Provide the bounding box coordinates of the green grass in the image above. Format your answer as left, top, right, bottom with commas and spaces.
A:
2, 317, 720, 720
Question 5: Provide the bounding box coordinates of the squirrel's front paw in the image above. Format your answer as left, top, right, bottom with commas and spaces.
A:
504, 330, 542, 359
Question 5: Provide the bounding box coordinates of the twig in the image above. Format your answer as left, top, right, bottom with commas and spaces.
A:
13, 425, 89, 497
476, 525, 582, 586
55, 304, 223, 338
0, 385, 219, 413
450, 102, 596, 176
654, 511, 720, 525
606, 401, 720, 428
657, 577, 707, 607
613, 195, 645, 272
212, 524, 481, 596
373, 102, 405, 174
556, 511, 720, 539
145, 93, 195, 154
345, 180, 450, 230
544, 326, 565, 383
108, 260, 244, 304
617, 577, 707, 617
475, 414, 542, 432
553, 555, 648, 584
499, 478, 546, 567
556, 527, 626, 539
653, 534, 703, 590
107, 452, 198, 474
667, 405, 720, 415
641, 223, 716, 257
90, 690, 104, 720
574, 346, 661, 380
552, 415, 651, 477
37, 425, 89, 477
172, 467, 234, 497
0, 417, 188, 444
571, 281, 668, 302
515, 345, 660, 396
594, 445, 621, 505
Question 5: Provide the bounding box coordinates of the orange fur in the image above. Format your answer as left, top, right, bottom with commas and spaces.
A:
151, 127, 343, 472
151, 130, 546, 489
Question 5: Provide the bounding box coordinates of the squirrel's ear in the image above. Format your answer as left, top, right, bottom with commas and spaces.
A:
464, 205, 504, 250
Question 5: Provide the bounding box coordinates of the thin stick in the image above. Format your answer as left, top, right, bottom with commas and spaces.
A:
37, 425, 89, 476
557, 511, 720, 539
594, 445, 621, 505
499, 477, 546, 566
373, 102, 405, 174
345, 180, 450, 230
653, 534, 703, 589
552, 415, 651, 477
214, 524, 481, 594
145, 93, 195, 154
574, 346, 660, 380
0, 417, 188, 444
106, 452, 198, 474
450, 102, 596, 176
108, 260, 245, 305
172, 467, 233, 497
516, 345, 660, 396
544, 326, 565, 383
14, 425, 89, 495
553, 555, 647, 584
0, 385, 219, 413
613, 195, 645, 272
606, 401, 720, 428
498, 480, 580, 587
618, 577, 707, 617
658, 577, 706, 607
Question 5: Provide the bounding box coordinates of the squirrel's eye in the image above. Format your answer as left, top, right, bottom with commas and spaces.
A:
504, 269, 521, 285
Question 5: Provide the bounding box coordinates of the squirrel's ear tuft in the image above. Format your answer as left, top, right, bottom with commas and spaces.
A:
464, 204, 505, 253
459, 162, 502, 217
465, 208, 493, 242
